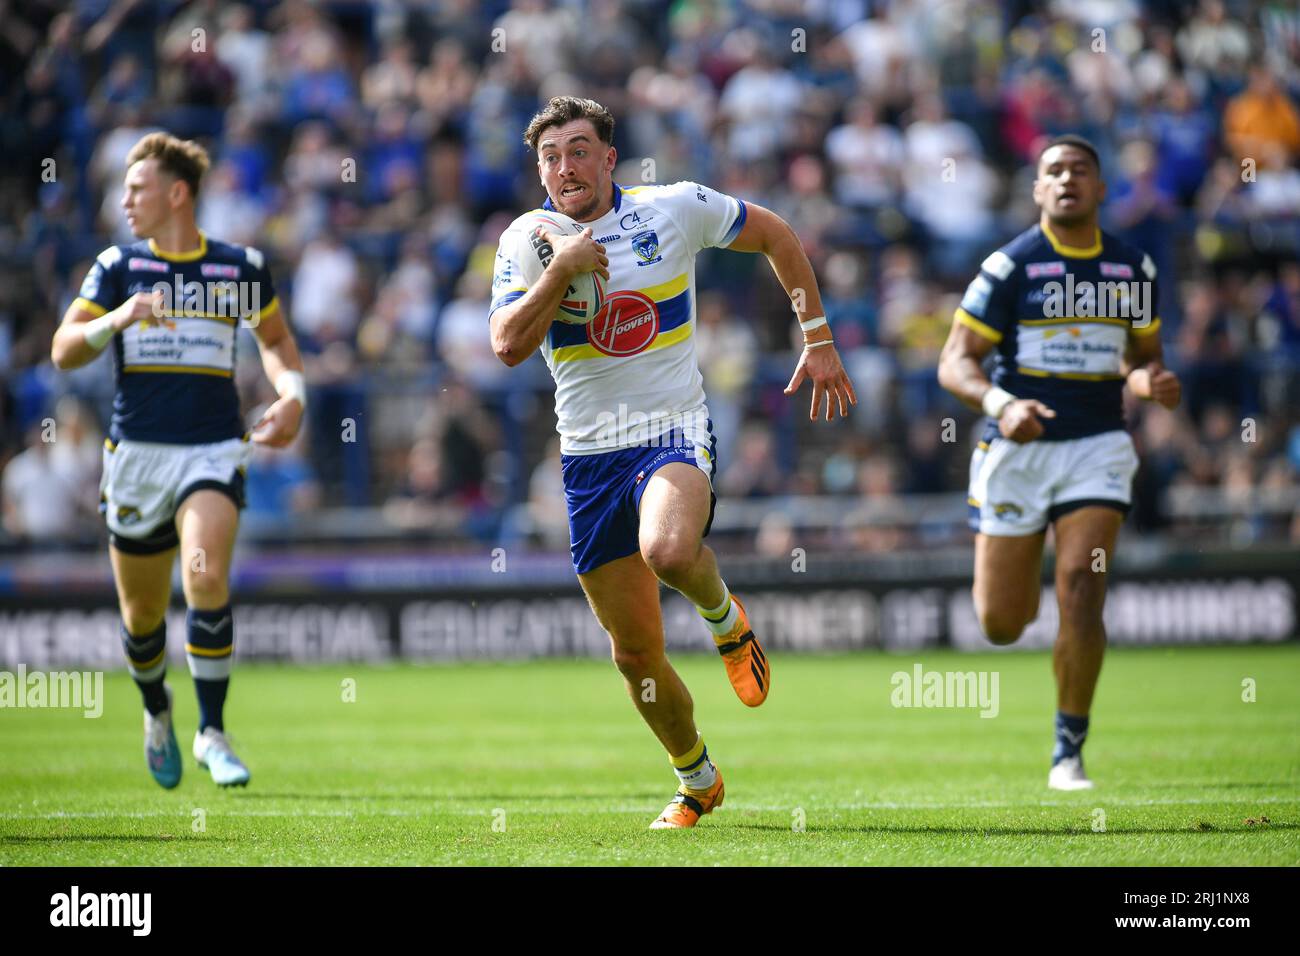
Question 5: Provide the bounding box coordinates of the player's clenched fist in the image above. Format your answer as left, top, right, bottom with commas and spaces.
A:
116, 290, 165, 329
540, 227, 610, 282
1127, 361, 1181, 410
998, 398, 1056, 443
251, 395, 303, 447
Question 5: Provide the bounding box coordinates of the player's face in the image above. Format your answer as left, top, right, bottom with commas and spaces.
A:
1033, 146, 1105, 226
121, 159, 176, 237
537, 120, 616, 222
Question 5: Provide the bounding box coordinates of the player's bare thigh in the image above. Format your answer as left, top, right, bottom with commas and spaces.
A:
110, 544, 176, 635
973, 531, 1046, 645
637, 462, 712, 579
578, 551, 666, 665
175, 489, 239, 610
1051, 506, 1124, 627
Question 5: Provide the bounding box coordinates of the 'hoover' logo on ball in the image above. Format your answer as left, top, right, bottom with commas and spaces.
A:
587, 290, 659, 356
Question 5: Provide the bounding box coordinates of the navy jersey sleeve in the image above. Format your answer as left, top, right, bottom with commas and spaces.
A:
72, 246, 126, 317
954, 249, 1017, 344
242, 246, 280, 324
1129, 251, 1161, 339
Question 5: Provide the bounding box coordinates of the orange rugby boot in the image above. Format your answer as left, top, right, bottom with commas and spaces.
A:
715, 595, 770, 707
649, 768, 725, 830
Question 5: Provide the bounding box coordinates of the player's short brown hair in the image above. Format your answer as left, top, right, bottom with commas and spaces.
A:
126, 132, 211, 200
523, 96, 615, 152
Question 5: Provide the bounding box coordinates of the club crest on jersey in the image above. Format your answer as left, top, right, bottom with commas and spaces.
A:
631, 230, 662, 266
136, 317, 177, 331
587, 290, 659, 356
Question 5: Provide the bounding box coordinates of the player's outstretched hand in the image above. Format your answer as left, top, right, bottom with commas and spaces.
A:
250, 395, 303, 448
541, 227, 610, 281
999, 399, 1055, 443
784, 342, 858, 422
1128, 361, 1181, 410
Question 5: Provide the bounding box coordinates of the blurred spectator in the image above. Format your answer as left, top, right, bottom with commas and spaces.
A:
2, 398, 100, 544
696, 291, 757, 468
215, 4, 273, 118
1150, 77, 1217, 204
198, 159, 267, 246
1177, 0, 1252, 82
435, 267, 501, 388
718, 34, 807, 162
292, 232, 361, 347
719, 423, 786, 498
824, 98, 905, 211
1223, 64, 1300, 170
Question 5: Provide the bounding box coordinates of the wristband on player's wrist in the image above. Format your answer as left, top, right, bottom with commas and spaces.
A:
275, 369, 307, 409
803, 338, 835, 350
82, 315, 118, 351
799, 315, 828, 334
982, 386, 1016, 419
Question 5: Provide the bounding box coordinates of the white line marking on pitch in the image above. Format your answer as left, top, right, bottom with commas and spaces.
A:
3, 794, 1296, 821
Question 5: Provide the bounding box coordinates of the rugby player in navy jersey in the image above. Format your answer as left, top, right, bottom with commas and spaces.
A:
938, 135, 1181, 789
52, 133, 307, 789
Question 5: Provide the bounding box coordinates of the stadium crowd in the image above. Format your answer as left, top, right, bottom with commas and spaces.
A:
1, 0, 1298, 552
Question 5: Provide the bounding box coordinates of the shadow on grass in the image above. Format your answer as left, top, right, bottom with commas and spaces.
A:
724, 822, 1299, 835
228, 791, 663, 803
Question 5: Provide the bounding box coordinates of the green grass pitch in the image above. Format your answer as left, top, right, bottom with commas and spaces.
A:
2, 645, 1296, 865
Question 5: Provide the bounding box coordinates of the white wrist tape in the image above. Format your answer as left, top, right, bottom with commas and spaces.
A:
275, 369, 307, 408
982, 386, 1016, 419
804, 339, 835, 350
799, 315, 828, 333
82, 315, 117, 351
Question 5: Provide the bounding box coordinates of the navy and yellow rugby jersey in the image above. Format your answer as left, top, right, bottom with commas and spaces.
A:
954, 223, 1163, 442
72, 232, 280, 444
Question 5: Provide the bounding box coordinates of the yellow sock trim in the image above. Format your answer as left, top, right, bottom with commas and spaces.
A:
670, 734, 705, 770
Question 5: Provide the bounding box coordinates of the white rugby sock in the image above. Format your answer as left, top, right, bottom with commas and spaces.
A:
670, 735, 718, 794
697, 582, 739, 637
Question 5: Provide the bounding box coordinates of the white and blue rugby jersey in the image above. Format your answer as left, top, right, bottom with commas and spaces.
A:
490, 182, 747, 455
73, 232, 280, 444
955, 224, 1162, 442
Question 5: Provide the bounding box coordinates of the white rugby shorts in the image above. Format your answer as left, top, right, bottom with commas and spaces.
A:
967, 429, 1138, 536
99, 435, 250, 553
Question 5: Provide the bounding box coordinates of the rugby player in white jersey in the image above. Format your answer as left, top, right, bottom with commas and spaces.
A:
938, 136, 1181, 790
491, 97, 856, 828
52, 133, 307, 789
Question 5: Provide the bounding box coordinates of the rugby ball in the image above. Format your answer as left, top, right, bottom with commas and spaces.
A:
515, 210, 606, 325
